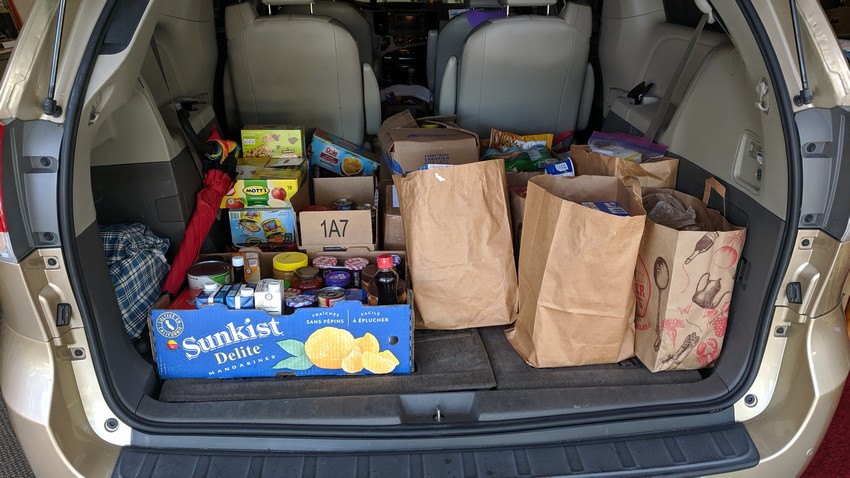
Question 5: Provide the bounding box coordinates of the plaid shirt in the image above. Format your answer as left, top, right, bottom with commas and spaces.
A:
100, 224, 170, 340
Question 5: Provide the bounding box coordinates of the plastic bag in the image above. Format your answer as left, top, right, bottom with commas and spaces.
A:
588, 131, 667, 163
643, 192, 700, 231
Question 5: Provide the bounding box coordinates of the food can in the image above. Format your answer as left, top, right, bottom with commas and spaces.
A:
317, 287, 346, 307
302, 205, 329, 212
332, 198, 354, 210
357, 204, 376, 231
187, 261, 231, 289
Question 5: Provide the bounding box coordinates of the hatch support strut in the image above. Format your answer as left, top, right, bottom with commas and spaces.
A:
789, 0, 813, 106
42, 0, 67, 117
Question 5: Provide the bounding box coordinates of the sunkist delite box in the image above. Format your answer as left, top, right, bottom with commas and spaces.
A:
241, 125, 305, 159
150, 300, 412, 379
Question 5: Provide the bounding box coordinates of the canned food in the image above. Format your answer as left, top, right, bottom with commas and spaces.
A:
317, 287, 346, 307
187, 261, 231, 289
356, 204, 377, 231
332, 198, 354, 210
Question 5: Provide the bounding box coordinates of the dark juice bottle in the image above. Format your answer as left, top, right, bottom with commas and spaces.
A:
231, 255, 245, 283
375, 254, 398, 305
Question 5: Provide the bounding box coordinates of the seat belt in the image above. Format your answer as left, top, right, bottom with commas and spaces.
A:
149, 37, 207, 177
644, 13, 709, 142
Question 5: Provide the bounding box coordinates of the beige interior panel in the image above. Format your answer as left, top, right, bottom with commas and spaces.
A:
74, 1, 164, 234
90, 77, 176, 167
153, 0, 217, 102
660, 0, 789, 219
599, 0, 725, 116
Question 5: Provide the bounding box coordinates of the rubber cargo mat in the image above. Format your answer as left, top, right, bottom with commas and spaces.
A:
159, 329, 496, 402
478, 327, 704, 389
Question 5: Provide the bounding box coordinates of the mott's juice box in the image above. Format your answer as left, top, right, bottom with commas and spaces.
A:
150, 300, 412, 378
311, 129, 380, 177
221, 157, 307, 208
241, 125, 305, 159
229, 208, 297, 246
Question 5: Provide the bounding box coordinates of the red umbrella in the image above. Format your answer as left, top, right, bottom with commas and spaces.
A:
161, 126, 238, 297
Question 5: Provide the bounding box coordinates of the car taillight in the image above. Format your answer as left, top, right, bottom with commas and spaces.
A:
0, 122, 11, 261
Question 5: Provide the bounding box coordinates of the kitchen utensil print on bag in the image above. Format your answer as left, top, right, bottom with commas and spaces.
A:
692, 273, 731, 309
652, 257, 670, 352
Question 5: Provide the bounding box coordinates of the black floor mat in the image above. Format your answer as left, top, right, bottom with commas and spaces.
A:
478, 327, 704, 389
159, 329, 496, 402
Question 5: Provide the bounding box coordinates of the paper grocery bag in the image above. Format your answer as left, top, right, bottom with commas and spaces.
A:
506, 175, 646, 367
570, 145, 679, 188
393, 159, 518, 329
634, 178, 746, 372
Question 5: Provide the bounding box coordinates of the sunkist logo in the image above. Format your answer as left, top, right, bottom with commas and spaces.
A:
182, 317, 285, 360
243, 186, 270, 196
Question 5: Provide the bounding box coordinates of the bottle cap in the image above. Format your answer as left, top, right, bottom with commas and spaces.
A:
268, 281, 282, 292
231, 255, 245, 267
240, 288, 254, 297
203, 282, 218, 292
377, 254, 393, 269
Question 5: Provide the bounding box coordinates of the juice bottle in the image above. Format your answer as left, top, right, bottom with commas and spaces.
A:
375, 254, 398, 305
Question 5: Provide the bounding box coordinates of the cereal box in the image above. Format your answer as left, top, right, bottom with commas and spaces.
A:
241, 125, 304, 159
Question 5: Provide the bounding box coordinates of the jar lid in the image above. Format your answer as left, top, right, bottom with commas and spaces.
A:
273, 252, 309, 272
344, 257, 369, 271
295, 266, 320, 280
360, 264, 378, 282
324, 270, 351, 286
312, 255, 338, 269
286, 294, 316, 308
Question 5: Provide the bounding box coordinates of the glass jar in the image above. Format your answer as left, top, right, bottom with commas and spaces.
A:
360, 264, 378, 291
291, 266, 323, 292
272, 252, 308, 287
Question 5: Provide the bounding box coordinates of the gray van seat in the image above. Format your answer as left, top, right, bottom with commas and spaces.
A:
438, 0, 594, 137
225, 1, 380, 143
426, 0, 502, 104
280, 0, 374, 68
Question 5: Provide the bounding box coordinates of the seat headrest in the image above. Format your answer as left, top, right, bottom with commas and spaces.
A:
263, 0, 315, 5
470, 0, 502, 8
497, 0, 556, 6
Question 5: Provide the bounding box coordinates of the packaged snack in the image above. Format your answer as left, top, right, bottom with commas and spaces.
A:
580, 201, 630, 216
587, 131, 667, 163
229, 207, 297, 247
489, 128, 554, 152
311, 129, 381, 177
241, 125, 304, 159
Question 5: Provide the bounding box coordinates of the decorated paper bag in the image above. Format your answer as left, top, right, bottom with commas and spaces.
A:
506, 175, 646, 367
570, 145, 679, 188
634, 178, 747, 372
393, 159, 518, 329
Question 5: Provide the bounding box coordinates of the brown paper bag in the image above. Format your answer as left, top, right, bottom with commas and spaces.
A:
634, 178, 746, 372
570, 145, 679, 188
506, 175, 647, 367
393, 159, 518, 329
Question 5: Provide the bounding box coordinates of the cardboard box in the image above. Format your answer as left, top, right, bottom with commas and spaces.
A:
311, 129, 381, 177
229, 207, 297, 246
150, 251, 413, 379
221, 158, 308, 208
377, 110, 479, 174
299, 176, 378, 251
382, 184, 405, 251
241, 125, 305, 159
